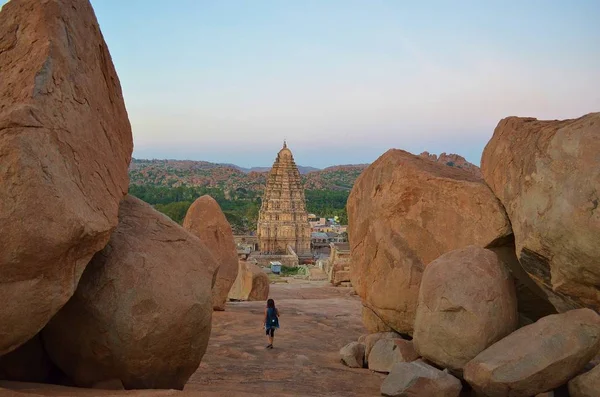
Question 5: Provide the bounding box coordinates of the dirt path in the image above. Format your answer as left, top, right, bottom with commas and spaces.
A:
186, 281, 384, 396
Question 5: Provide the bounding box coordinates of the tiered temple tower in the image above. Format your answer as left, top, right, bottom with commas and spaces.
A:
257, 142, 311, 256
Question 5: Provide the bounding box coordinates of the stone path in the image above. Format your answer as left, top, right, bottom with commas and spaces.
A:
186, 281, 384, 396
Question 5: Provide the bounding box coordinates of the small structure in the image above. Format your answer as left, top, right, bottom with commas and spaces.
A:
270, 261, 282, 275
326, 242, 352, 286
311, 232, 330, 248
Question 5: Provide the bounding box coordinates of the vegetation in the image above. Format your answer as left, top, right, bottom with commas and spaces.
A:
129, 184, 349, 233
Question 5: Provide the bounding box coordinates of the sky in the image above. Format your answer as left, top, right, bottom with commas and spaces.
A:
2, 1, 600, 168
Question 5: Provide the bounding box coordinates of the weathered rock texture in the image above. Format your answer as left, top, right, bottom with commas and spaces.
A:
42, 196, 216, 390
381, 361, 462, 397
419, 151, 483, 178
464, 308, 600, 397
183, 195, 239, 311
569, 364, 600, 397
348, 149, 511, 334
362, 332, 400, 364
413, 246, 518, 372
0, 0, 133, 354
228, 261, 270, 301
481, 113, 600, 312
367, 339, 419, 373
339, 342, 365, 368
257, 142, 311, 255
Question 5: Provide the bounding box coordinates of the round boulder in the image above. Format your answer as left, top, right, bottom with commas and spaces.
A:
413, 246, 518, 372
42, 196, 217, 390
183, 195, 239, 311
348, 149, 511, 335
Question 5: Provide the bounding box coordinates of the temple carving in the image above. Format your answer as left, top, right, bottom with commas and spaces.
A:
257, 142, 311, 256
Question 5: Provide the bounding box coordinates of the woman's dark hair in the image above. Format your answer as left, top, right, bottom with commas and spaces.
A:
267, 298, 275, 308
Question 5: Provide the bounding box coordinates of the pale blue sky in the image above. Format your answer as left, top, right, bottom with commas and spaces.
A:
3, 1, 600, 167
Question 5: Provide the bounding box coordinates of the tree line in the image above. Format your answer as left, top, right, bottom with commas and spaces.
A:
129, 185, 349, 233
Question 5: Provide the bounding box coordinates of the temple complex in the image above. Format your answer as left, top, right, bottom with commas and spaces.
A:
257, 142, 311, 257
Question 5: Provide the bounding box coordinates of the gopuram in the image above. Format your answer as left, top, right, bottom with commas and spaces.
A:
256, 142, 311, 259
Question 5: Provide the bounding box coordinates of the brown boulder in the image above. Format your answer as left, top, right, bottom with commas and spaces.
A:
0, 0, 132, 354
348, 149, 511, 334
413, 246, 518, 372
42, 196, 216, 390
464, 308, 600, 397
569, 364, 600, 397
419, 151, 483, 178
367, 339, 419, 373
481, 113, 600, 312
381, 361, 462, 397
183, 195, 239, 311
228, 261, 270, 301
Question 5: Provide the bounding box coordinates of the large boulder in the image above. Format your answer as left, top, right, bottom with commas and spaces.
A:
381, 361, 462, 397
0, 0, 132, 354
481, 113, 600, 312
42, 196, 217, 390
464, 308, 600, 397
569, 364, 600, 397
367, 338, 419, 373
228, 261, 270, 301
347, 149, 511, 334
413, 246, 518, 372
183, 195, 239, 311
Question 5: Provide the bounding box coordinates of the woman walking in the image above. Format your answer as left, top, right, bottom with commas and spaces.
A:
264, 298, 280, 349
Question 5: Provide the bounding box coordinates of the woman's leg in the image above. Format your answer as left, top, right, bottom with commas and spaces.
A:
268, 328, 274, 346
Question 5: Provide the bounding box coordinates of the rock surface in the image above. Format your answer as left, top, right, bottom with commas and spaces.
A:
348, 149, 511, 334
42, 196, 217, 390
0, 0, 132, 354
362, 332, 400, 363
183, 195, 239, 311
381, 361, 462, 397
419, 151, 482, 178
569, 364, 600, 397
464, 308, 600, 397
367, 339, 419, 373
228, 261, 270, 301
481, 113, 600, 312
339, 342, 365, 368
413, 246, 518, 372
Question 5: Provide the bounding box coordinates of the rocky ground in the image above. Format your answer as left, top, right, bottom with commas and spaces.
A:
0, 281, 384, 397
186, 281, 384, 396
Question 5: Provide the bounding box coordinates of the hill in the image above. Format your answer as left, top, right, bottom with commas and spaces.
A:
129, 159, 369, 192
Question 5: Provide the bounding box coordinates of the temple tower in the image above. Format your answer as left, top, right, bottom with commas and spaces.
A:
257, 142, 311, 256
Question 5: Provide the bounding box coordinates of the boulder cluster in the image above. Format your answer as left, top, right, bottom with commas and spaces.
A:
0, 0, 239, 390
345, 112, 600, 396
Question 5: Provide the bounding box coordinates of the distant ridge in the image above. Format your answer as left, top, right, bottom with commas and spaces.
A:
129, 159, 369, 191
129, 154, 478, 191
